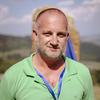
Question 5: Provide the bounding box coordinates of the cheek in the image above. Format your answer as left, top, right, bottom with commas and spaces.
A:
38, 36, 49, 47
59, 39, 67, 48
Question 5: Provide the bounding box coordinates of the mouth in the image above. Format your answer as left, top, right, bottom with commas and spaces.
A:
48, 46, 59, 52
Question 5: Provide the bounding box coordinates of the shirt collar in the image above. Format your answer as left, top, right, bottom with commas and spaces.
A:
23, 53, 77, 80
64, 57, 78, 77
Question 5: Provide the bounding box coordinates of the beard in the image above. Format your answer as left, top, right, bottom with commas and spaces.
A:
35, 39, 65, 61
36, 45, 64, 61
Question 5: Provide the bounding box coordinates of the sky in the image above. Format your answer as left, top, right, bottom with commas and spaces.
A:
0, 0, 100, 37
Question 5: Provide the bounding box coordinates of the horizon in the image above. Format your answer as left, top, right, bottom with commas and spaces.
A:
0, 31, 100, 38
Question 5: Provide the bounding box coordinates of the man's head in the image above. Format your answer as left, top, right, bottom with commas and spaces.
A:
32, 7, 69, 60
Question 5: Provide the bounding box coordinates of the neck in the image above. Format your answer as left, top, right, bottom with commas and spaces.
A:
32, 53, 65, 87
33, 53, 65, 70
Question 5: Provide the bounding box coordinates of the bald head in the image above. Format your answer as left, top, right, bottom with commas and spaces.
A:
36, 9, 67, 21
35, 8, 68, 30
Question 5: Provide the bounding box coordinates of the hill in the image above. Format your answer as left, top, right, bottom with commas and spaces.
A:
80, 34, 100, 61
0, 34, 32, 73
81, 34, 100, 46
0, 34, 100, 73
0, 34, 31, 52
80, 41, 100, 61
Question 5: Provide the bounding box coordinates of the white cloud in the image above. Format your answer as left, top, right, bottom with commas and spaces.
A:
0, 1, 99, 37
9, 0, 29, 3
76, 0, 100, 21
0, 14, 32, 36
70, 5, 97, 21
0, 10, 32, 36
55, 0, 100, 37
83, 0, 100, 5
0, 3, 33, 36
57, 0, 75, 6
0, 4, 9, 20
21, 14, 32, 23
0, 13, 32, 25
56, 0, 100, 22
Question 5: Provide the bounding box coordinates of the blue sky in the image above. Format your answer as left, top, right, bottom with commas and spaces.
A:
0, 0, 100, 37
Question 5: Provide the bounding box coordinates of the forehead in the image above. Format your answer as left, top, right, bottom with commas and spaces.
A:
36, 9, 68, 30
36, 9, 67, 21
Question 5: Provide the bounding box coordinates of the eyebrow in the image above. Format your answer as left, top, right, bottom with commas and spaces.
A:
41, 30, 67, 36
42, 30, 66, 34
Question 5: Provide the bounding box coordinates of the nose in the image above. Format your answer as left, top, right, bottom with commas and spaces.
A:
50, 34, 58, 47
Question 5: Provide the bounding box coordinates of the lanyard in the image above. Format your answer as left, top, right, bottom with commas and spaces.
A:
34, 67, 65, 100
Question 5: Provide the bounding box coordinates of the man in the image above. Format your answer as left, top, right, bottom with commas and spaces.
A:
0, 7, 94, 100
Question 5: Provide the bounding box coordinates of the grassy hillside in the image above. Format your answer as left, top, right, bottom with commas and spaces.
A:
0, 34, 100, 73
0, 34, 31, 52
0, 34, 32, 73
80, 41, 100, 61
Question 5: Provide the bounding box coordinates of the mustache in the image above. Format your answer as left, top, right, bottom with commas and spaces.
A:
47, 45, 60, 49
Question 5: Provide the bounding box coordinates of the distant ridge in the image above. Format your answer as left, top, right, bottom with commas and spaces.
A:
80, 41, 100, 61
0, 34, 100, 61
0, 34, 31, 52
80, 33, 100, 46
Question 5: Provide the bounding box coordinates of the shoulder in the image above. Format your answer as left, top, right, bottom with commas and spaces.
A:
5, 56, 30, 77
66, 57, 93, 90
66, 57, 90, 75
0, 55, 31, 98
0, 56, 31, 96
2, 55, 32, 87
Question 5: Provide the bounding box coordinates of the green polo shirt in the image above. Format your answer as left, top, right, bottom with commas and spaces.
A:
0, 54, 94, 100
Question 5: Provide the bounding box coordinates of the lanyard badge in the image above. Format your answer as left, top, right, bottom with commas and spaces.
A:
34, 67, 65, 100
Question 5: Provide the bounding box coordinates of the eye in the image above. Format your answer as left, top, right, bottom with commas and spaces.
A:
43, 31, 52, 37
57, 32, 66, 38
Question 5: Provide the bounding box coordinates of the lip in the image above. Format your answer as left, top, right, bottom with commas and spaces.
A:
48, 47, 59, 52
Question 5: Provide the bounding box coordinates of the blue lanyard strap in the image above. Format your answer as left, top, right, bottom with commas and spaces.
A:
34, 67, 65, 100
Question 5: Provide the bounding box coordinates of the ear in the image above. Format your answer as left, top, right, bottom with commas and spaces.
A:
67, 32, 69, 37
66, 32, 69, 40
32, 29, 37, 42
32, 29, 38, 52
32, 29, 37, 35
32, 21, 39, 40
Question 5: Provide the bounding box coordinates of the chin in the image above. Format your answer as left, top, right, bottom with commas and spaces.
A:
39, 49, 63, 60
45, 53, 62, 60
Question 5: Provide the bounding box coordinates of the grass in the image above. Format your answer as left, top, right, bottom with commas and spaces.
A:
94, 85, 100, 100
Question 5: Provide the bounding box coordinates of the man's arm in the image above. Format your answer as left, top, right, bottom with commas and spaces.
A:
82, 69, 95, 100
